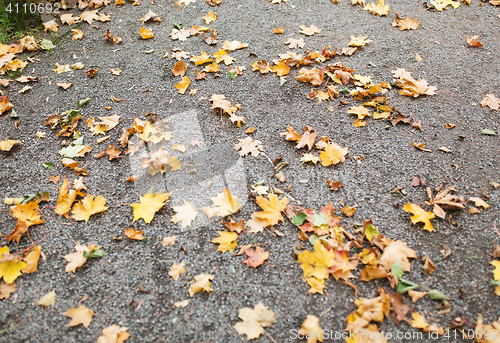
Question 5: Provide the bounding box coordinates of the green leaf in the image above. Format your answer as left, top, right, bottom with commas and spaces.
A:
173, 22, 182, 29
312, 213, 329, 227
280, 76, 287, 86
60, 109, 81, 124
308, 234, 328, 246
42, 162, 53, 170
228, 70, 237, 79
59, 145, 84, 158
364, 224, 379, 242
40, 39, 55, 51
397, 278, 421, 294
9, 109, 18, 118
291, 212, 307, 226
142, 238, 148, 243
391, 261, 404, 279
428, 289, 449, 300
77, 98, 92, 107
339, 87, 351, 93
481, 129, 498, 136
83, 248, 106, 259
490, 280, 500, 287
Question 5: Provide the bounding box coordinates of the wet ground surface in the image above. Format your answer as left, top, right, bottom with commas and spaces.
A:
0, 0, 500, 342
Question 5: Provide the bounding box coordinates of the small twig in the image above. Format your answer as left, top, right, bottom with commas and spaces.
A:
0, 315, 32, 334
264, 330, 278, 343
462, 317, 475, 328
435, 90, 459, 99
12, 238, 45, 256
493, 222, 500, 240
319, 308, 331, 320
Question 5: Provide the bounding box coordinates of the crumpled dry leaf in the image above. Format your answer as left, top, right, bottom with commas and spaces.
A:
234, 303, 276, 340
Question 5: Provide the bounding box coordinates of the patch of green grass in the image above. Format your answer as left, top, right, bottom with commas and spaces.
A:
0, 1, 42, 44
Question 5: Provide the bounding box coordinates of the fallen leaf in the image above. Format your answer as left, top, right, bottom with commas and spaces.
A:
172, 61, 188, 76
299, 24, 322, 36
22, 246, 41, 274
97, 325, 131, 343
408, 290, 427, 303
234, 137, 263, 157
0, 246, 25, 284
63, 305, 94, 328
222, 40, 248, 51
188, 273, 213, 296
298, 315, 323, 343
467, 35, 483, 47
380, 240, 417, 272
171, 200, 198, 228
124, 228, 144, 240
130, 192, 170, 224
234, 303, 276, 340
403, 203, 435, 232
169, 262, 186, 280
202, 11, 217, 23
37, 290, 56, 306
242, 247, 269, 268
481, 94, 499, 111
211, 231, 238, 253
175, 77, 190, 94
0, 282, 15, 300
162, 236, 177, 246
138, 27, 154, 39
72, 195, 108, 221
349, 35, 372, 47
0, 139, 21, 151
364, 0, 390, 15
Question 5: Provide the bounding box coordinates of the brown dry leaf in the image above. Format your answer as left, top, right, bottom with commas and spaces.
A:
391, 292, 412, 325
63, 305, 94, 328
43, 20, 59, 32
234, 303, 276, 340
364, 0, 390, 15
172, 61, 188, 76
327, 180, 343, 191
223, 218, 245, 233
410, 312, 428, 330
139, 10, 158, 23
50, 175, 61, 184
295, 127, 317, 151
467, 35, 483, 47
423, 255, 436, 274
349, 35, 372, 47
72, 29, 85, 40
274, 27, 284, 34
341, 205, 356, 217
103, 29, 121, 44
393, 17, 419, 30
0, 282, 16, 300
21, 246, 42, 274
242, 247, 269, 268
168, 262, 186, 280
80, 10, 100, 24
124, 228, 144, 240
0, 96, 14, 115
87, 69, 98, 78
104, 144, 122, 160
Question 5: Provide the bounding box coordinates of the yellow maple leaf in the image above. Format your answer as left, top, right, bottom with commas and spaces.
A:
7, 200, 46, 242
72, 195, 108, 221
273, 61, 290, 76
175, 76, 190, 94
211, 231, 238, 253
204, 62, 219, 72
138, 27, 154, 39
364, 0, 390, 15
410, 312, 428, 329
190, 51, 213, 65
491, 260, 500, 281
22, 245, 41, 274
214, 49, 235, 65
189, 273, 214, 296
130, 192, 170, 224
0, 139, 21, 151
55, 176, 78, 216
297, 241, 335, 280
403, 203, 435, 232
63, 305, 94, 328
319, 143, 348, 166
202, 11, 217, 23
348, 105, 372, 119
0, 246, 26, 284
348, 35, 372, 47
203, 188, 241, 218
254, 194, 288, 227
171, 200, 198, 228
306, 277, 325, 294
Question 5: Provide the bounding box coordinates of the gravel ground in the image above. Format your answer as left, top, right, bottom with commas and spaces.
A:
1, 0, 500, 342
